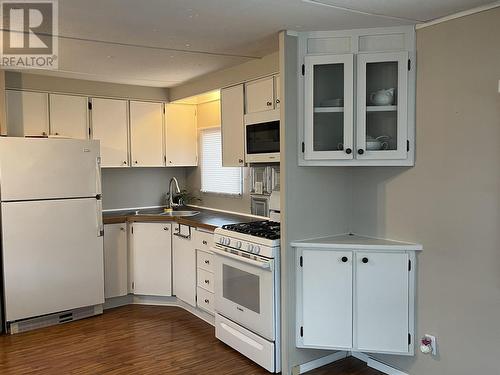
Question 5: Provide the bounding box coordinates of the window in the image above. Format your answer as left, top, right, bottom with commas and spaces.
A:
200, 128, 242, 195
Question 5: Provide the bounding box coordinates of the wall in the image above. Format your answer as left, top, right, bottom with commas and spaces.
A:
101, 168, 186, 210
185, 100, 252, 214
350, 8, 500, 375
5, 72, 169, 101
169, 51, 278, 101
279, 32, 353, 374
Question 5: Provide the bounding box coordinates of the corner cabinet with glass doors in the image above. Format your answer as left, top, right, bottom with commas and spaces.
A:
298, 26, 416, 166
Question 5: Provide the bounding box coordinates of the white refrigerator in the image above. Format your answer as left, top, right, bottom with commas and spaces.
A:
0, 138, 105, 326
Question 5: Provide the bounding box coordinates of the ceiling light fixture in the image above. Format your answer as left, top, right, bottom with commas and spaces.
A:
301, 0, 423, 23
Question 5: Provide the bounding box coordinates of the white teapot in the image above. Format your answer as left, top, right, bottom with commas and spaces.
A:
369, 88, 395, 106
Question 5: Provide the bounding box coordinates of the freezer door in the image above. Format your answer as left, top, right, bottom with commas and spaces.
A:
1, 198, 104, 322
0, 138, 101, 201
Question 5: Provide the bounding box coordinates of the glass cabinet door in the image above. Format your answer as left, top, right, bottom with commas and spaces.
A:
304, 54, 354, 160
356, 52, 408, 160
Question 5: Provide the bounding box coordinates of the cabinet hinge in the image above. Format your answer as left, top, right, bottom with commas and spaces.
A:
88, 101, 92, 110
164, 155, 167, 164
88, 127, 91, 137
301, 142, 305, 153
408, 259, 412, 271
301, 64, 305, 76
299, 256, 303, 267
300, 326, 304, 337
408, 333, 411, 345
407, 140, 410, 152
131, 226, 134, 234
408, 59, 411, 71
163, 105, 165, 114
131, 282, 135, 290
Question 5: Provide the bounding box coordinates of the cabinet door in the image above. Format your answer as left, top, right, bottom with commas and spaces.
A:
91, 98, 129, 167
221, 84, 245, 167
6, 90, 49, 136
103, 223, 128, 299
130, 101, 164, 167
356, 52, 408, 160
172, 225, 196, 306
49, 94, 89, 139
245, 76, 274, 114
274, 75, 281, 109
131, 223, 172, 296
298, 249, 353, 349
355, 252, 409, 354
165, 103, 197, 166
304, 54, 354, 160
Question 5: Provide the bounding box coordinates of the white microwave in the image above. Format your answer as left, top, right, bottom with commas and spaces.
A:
245, 111, 280, 163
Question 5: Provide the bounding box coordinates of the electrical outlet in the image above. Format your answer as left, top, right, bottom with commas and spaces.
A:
424, 334, 437, 355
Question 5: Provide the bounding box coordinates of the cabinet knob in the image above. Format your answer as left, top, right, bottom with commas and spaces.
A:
357, 149, 364, 155
169, 160, 173, 164
204, 299, 209, 304
204, 259, 210, 264
341, 256, 348, 263
204, 279, 210, 284
345, 148, 352, 154
120, 227, 125, 231
276, 99, 280, 104
163, 227, 169, 231
134, 161, 138, 164
266, 101, 273, 106
42, 132, 47, 136
55, 132, 59, 135
238, 159, 244, 164
123, 161, 127, 165
362, 257, 369, 264
202, 240, 208, 245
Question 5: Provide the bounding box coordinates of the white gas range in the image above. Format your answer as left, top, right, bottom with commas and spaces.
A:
212, 221, 280, 373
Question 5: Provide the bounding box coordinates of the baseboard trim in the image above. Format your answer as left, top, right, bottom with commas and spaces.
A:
351, 352, 409, 375
296, 351, 348, 374
103, 295, 215, 327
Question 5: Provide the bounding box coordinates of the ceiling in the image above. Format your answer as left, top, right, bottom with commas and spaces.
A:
8, 0, 495, 87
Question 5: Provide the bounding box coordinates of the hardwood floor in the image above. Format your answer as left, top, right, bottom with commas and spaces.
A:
0, 305, 382, 374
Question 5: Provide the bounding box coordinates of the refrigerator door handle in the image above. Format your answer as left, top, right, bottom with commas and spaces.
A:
96, 198, 104, 237
95, 156, 102, 196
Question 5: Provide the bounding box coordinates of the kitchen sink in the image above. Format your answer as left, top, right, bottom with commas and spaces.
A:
133, 208, 199, 217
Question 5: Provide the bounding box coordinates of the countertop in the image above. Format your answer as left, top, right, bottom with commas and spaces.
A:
103, 206, 258, 231
290, 233, 423, 251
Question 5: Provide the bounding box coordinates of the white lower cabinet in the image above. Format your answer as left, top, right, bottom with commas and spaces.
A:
194, 228, 215, 315
172, 225, 196, 306
297, 248, 414, 355
103, 223, 128, 299
130, 222, 172, 296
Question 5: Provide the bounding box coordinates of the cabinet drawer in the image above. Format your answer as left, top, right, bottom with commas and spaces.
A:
197, 249, 214, 272
194, 229, 214, 251
197, 268, 214, 293
197, 287, 214, 315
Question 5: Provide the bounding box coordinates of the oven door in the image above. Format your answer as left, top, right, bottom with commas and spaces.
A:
213, 246, 275, 341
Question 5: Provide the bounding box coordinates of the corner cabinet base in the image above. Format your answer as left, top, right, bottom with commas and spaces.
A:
294, 235, 420, 357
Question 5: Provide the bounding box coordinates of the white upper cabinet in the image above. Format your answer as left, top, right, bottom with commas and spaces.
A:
304, 54, 354, 161
245, 76, 275, 114
299, 26, 416, 166
49, 94, 89, 139
356, 52, 408, 160
91, 98, 129, 168
165, 103, 197, 167
221, 84, 245, 167
130, 101, 164, 167
6, 90, 49, 137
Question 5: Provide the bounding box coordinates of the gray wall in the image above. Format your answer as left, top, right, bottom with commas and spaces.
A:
279, 32, 352, 374
5, 72, 169, 101
101, 168, 186, 210
351, 8, 500, 375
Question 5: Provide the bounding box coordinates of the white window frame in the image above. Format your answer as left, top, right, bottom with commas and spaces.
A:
200, 127, 243, 196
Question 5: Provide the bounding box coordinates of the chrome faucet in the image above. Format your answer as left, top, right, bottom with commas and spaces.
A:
168, 177, 181, 209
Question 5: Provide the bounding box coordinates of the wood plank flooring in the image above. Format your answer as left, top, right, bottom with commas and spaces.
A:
0, 305, 382, 375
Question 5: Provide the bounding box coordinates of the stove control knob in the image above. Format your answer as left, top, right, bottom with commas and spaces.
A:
247, 244, 254, 252
236, 241, 242, 249
225, 238, 231, 246
253, 246, 261, 254
218, 237, 224, 244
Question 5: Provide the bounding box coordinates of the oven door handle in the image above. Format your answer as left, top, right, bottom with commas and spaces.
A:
211, 247, 273, 271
